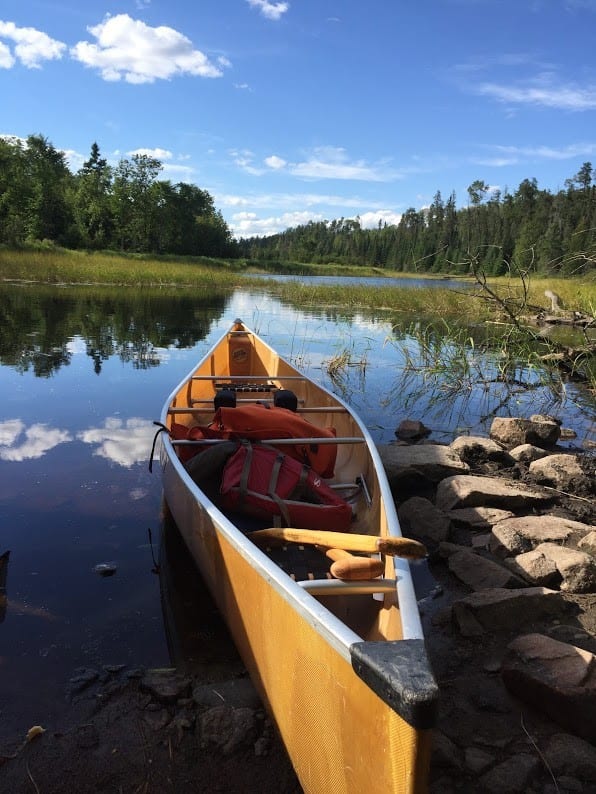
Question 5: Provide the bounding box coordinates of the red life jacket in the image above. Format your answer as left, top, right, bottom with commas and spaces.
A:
220, 443, 353, 532
209, 404, 337, 478
169, 422, 221, 463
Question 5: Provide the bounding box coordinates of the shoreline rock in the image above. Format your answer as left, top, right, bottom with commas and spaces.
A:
380, 412, 595, 792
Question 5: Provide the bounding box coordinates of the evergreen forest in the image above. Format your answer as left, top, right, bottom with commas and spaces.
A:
0, 135, 237, 257
239, 169, 596, 276
1, 133, 595, 277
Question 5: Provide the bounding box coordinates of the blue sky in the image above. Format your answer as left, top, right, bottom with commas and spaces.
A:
1, 1, 595, 238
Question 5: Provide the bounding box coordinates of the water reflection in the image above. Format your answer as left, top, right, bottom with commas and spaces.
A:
0, 283, 228, 375
78, 417, 158, 467
0, 419, 72, 461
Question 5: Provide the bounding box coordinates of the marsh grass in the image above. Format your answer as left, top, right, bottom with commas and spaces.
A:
2, 246, 593, 393
0, 247, 244, 287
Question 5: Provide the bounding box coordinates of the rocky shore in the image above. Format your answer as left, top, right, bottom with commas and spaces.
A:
381, 414, 596, 793
0, 413, 594, 793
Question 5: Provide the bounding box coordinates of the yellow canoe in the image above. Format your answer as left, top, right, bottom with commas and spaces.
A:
158, 319, 437, 793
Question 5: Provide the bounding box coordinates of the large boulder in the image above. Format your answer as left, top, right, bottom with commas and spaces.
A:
397, 496, 450, 545
450, 435, 513, 466
489, 515, 588, 557
451, 587, 568, 636
489, 416, 560, 449
529, 453, 593, 492
379, 443, 469, 485
530, 542, 596, 593
447, 549, 526, 591
501, 633, 596, 743
435, 475, 552, 512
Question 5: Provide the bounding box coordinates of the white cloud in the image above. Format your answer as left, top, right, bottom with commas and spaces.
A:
232, 146, 396, 182
216, 190, 394, 212
473, 141, 596, 167
359, 210, 402, 229
230, 149, 265, 175
290, 147, 394, 181
475, 75, 596, 111
231, 210, 324, 237
0, 20, 66, 68
0, 40, 15, 68
127, 147, 173, 160
264, 154, 286, 169
247, 0, 290, 21
0, 420, 72, 461
77, 417, 157, 467
229, 206, 403, 238
71, 14, 227, 84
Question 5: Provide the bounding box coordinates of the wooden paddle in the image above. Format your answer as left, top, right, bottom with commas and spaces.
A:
250, 528, 427, 559
317, 546, 385, 580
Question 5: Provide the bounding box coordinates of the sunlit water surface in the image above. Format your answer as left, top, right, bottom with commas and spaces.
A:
0, 282, 593, 737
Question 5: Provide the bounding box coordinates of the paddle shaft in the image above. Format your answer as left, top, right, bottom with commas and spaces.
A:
251, 528, 427, 559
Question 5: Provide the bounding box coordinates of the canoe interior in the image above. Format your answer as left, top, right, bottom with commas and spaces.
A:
164, 322, 403, 642
160, 321, 435, 793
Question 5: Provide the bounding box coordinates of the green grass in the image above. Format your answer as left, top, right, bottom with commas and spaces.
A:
1, 246, 594, 318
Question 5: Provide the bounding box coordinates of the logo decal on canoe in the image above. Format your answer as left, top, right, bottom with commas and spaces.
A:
231, 348, 248, 362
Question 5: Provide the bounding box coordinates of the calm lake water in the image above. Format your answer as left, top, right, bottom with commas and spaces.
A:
0, 280, 594, 737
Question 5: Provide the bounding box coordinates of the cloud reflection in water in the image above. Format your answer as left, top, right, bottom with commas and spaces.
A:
77, 417, 157, 467
0, 419, 72, 462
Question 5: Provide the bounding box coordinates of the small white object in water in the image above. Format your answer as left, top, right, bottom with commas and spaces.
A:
93, 563, 117, 577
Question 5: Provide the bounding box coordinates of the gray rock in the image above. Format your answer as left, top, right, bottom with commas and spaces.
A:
506, 548, 560, 587
490, 515, 582, 557
578, 530, 596, 555
450, 435, 513, 465
493, 516, 591, 546
490, 524, 534, 557
435, 475, 551, 512
490, 416, 560, 449
543, 732, 596, 781
141, 668, 192, 703
379, 443, 469, 485
199, 705, 258, 755
449, 506, 515, 530
395, 419, 431, 441
447, 549, 526, 591
502, 634, 596, 743
397, 497, 450, 544
509, 444, 550, 463
479, 753, 540, 793
452, 587, 568, 636
529, 453, 592, 491
532, 542, 596, 593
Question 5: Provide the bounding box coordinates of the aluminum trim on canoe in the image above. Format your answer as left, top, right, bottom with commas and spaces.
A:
160, 434, 364, 662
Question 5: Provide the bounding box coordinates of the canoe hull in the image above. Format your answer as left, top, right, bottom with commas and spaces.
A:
159, 320, 437, 793
162, 456, 433, 793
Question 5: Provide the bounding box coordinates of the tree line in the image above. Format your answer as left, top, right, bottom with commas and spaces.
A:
1, 135, 594, 276
0, 135, 237, 257
239, 165, 596, 275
